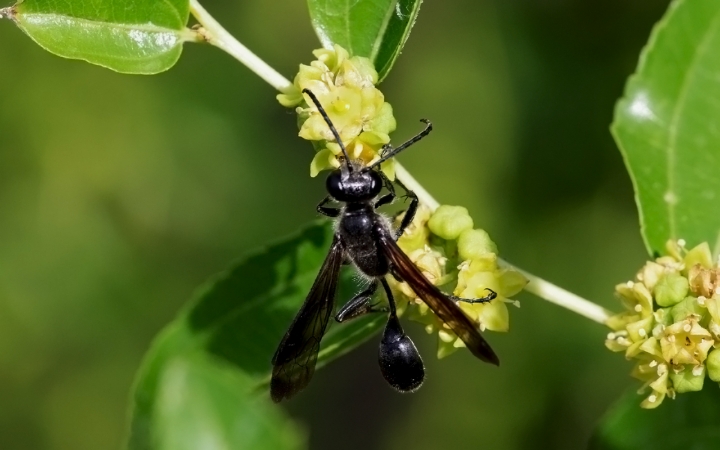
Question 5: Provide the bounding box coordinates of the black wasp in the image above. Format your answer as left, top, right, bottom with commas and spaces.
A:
271, 89, 499, 402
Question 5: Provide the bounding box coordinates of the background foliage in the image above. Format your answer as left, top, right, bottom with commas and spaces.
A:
0, 0, 671, 449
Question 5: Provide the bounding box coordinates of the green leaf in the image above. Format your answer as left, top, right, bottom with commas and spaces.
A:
154, 352, 304, 450
126, 221, 385, 449
590, 388, 720, 450
612, 0, 720, 256
307, 0, 423, 82
5, 0, 192, 74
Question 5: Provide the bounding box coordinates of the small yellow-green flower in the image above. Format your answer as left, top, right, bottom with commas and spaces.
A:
660, 317, 713, 366
606, 239, 720, 408
281, 47, 526, 362
277, 44, 397, 177
390, 204, 527, 358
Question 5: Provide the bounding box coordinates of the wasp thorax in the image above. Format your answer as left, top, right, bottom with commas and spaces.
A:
326, 168, 383, 202
379, 315, 425, 392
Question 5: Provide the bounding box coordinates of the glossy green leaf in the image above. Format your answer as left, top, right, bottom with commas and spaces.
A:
126, 222, 385, 449
590, 388, 720, 450
307, 0, 423, 82
5, 0, 191, 74
154, 353, 304, 450
612, 0, 720, 256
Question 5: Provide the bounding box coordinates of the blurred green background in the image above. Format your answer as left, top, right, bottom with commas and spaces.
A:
0, 0, 671, 448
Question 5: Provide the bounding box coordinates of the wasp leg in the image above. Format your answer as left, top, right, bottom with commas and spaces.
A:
393, 182, 418, 240
449, 288, 497, 304
375, 171, 397, 209
335, 282, 388, 322
317, 196, 341, 218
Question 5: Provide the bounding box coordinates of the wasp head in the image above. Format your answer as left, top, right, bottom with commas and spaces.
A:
326, 167, 383, 203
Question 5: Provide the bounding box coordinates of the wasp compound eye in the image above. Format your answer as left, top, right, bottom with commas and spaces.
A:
379, 315, 425, 392
326, 170, 344, 199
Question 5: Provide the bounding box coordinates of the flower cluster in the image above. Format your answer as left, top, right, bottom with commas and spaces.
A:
606, 240, 720, 408
277, 45, 397, 178
390, 205, 527, 358
280, 46, 524, 359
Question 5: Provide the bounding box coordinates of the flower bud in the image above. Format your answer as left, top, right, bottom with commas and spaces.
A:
707, 348, 720, 382
669, 366, 705, 393
428, 206, 474, 240
653, 273, 689, 307
457, 228, 498, 261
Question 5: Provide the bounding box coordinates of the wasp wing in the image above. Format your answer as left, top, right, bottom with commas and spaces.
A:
377, 227, 500, 366
270, 235, 344, 402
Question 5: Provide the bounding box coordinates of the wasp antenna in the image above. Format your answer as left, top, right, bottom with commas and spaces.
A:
302, 89, 353, 172
370, 119, 433, 169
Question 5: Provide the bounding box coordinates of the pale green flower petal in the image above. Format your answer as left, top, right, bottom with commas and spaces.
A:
310, 148, 339, 177
684, 242, 713, 271
497, 269, 528, 297
366, 102, 397, 136
670, 297, 705, 323
380, 159, 396, 181
475, 301, 509, 332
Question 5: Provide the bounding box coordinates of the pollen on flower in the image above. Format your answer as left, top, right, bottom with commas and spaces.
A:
606, 239, 720, 407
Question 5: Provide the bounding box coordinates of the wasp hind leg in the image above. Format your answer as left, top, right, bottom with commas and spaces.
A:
335, 282, 389, 322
